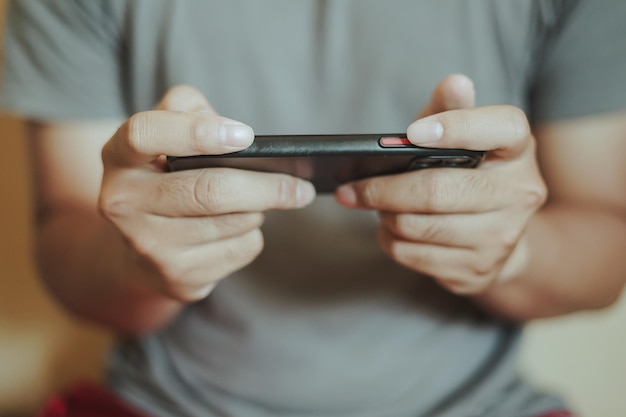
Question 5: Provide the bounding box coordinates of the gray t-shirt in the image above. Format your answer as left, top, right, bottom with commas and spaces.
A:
3, 1, 626, 416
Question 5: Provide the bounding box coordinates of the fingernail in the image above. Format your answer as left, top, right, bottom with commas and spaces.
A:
407, 120, 444, 144
296, 181, 316, 207
219, 122, 254, 147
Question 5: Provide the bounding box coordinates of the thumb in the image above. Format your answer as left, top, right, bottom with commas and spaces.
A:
155, 85, 217, 113
417, 74, 476, 118
104, 86, 253, 168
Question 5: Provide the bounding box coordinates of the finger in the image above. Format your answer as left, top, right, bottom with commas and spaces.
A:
407, 105, 531, 159
139, 212, 265, 247
377, 226, 495, 294
379, 211, 510, 249
417, 74, 476, 118
104, 110, 254, 167
140, 167, 316, 216
155, 229, 265, 301
155, 85, 216, 113
336, 168, 507, 213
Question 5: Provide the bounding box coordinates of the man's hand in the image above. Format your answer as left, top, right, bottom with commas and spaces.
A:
336, 75, 547, 295
99, 86, 316, 302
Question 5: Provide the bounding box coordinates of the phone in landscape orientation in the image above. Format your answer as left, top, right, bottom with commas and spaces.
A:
167, 134, 485, 193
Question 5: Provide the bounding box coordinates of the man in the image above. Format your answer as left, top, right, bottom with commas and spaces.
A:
2, 1, 625, 416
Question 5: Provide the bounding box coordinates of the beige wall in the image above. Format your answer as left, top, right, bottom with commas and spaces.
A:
0, 114, 112, 414
0, 1, 625, 416
0, 1, 111, 414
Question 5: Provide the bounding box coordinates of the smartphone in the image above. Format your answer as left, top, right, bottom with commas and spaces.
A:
167, 134, 484, 192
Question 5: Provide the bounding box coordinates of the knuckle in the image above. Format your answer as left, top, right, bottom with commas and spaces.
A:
167, 289, 200, 304
190, 116, 215, 153
448, 280, 486, 296
386, 239, 403, 261
168, 275, 216, 303
469, 257, 499, 281
155, 256, 194, 292
98, 186, 132, 220
378, 226, 401, 260
464, 171, 492, 195
421, 218, 451, 242
389, 244, 410, 267
377, 225, 394, 254
391, 214, 411, 237
277, 176, 299, 207
421, 172, 449, 213
441, 272, 491, 296
386, 240, 417, 269
357, 179, 384, 208
137, 251, 207, 302
521, 181, 548, 209
125, 113, 151, 154
192, 170, 228, 213
498, 227, 522, 252
181, 283, 217, 303
441, 279, 472, 295
275, 175, 306, 208
454, 171, 493, 207
224, 229, 264, 265
243, 229, 265, 259
157, 172, 186, 202
397, 214, 451, 242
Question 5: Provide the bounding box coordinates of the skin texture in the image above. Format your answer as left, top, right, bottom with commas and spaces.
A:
337, 75, 626, 320
30, 86, 316, 334
29, 76, 626, 334
337, 75, 546, 296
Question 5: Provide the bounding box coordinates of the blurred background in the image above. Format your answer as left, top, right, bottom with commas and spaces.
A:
0, 1, 624, 416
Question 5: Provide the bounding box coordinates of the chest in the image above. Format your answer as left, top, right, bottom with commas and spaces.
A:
123, 0, 536, 132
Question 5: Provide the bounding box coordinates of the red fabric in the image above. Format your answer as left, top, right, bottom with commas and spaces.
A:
37, 381, 150, 417
37, 382, 575, 417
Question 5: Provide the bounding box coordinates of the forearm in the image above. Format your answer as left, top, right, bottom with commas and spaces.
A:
476, 204, 626, 321
36, 208, 184, 335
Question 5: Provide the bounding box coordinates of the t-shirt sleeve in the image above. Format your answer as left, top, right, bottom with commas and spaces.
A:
0, 0, 127, 120
529, 0, 626, 122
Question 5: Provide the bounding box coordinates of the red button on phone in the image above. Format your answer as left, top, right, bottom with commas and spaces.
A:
379, 137, 412, 147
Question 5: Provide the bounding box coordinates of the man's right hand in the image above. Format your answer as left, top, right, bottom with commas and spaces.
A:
99, 86, 316, 302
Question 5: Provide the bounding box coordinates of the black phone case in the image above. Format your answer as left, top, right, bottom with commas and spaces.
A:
167, 134, 484, 192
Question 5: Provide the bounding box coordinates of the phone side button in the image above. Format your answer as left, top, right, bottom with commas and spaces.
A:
379, 137, 413, 147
